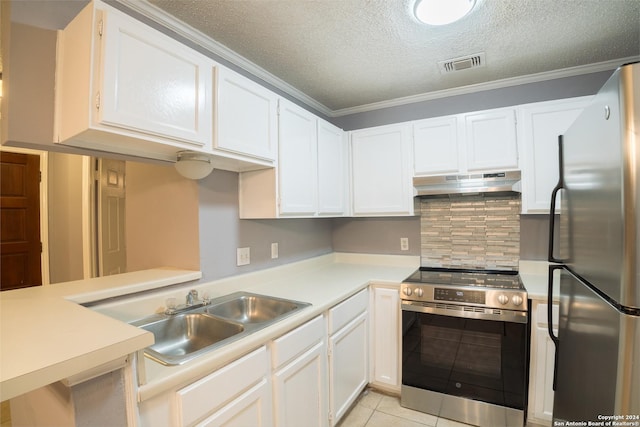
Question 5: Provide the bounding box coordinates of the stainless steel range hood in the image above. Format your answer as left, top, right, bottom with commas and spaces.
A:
413, 171, 521, 197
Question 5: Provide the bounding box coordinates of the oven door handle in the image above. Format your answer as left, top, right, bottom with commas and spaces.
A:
401, 301, 528, 324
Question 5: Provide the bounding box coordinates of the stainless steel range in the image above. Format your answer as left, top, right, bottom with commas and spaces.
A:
400, 267, 530, 427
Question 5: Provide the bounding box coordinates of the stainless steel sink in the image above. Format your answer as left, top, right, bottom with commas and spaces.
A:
133, 292, 310, 365
206, 292, 306, 324
136, 312, 245, 365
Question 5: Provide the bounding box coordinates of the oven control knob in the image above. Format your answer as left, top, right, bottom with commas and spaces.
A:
512, 295, 524, 306
498, 294, 509, 305
403, 287, 412, 296
414, 288, 424, 297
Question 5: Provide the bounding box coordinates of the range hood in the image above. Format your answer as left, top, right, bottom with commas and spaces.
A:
413, 171, 521, 197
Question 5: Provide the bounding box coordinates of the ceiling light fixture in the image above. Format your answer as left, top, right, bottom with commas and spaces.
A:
414, 0, 476, 26
174, 151, 214, 180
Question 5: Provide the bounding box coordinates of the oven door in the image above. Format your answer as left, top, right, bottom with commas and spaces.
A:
401, 301, 530, 426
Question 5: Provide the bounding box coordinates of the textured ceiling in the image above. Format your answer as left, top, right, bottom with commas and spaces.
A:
146, 0, 640, 112
8, 0, 640, 114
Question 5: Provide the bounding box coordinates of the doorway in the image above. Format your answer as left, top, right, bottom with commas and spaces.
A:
0, 151, 42, 290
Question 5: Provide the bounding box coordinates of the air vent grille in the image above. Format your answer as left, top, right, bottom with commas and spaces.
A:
438, 52, 486, 74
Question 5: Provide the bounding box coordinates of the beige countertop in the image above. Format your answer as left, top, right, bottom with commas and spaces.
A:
1, 254, 551, 404
519, 260, 560, 301
90, 253, 420, 402
0, 268, 202, 401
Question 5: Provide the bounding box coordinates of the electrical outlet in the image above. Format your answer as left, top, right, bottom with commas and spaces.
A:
400, 237, 409, 251
271, 242, 279, 259
237, 247, 250, 266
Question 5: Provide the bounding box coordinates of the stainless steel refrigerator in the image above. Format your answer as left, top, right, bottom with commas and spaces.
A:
547, 62, 640, 423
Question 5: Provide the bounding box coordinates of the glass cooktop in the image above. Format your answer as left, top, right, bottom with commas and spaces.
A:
404, 267, 525, 290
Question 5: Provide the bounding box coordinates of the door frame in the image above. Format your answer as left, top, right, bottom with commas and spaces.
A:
0, 146, 50, 285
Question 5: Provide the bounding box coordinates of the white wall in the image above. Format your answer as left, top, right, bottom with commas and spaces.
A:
48, 152, 84, 283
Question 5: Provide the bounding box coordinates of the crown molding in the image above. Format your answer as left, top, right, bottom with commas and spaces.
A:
330, 56, 640, 117
113, 0, 334, 117
110, 0, 638, 119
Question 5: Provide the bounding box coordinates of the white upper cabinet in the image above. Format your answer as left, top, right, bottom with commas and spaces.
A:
56, 1, 213, 161
413, 107, 518, 176
239, 100, 347, 218
317, 120, 348, 216
278, 99, 319, 215
413, 116, 459, 175
216, 66, 278, 161
518, 97, 592, 213
350, 123, 413, 216
465, 108, 518, 171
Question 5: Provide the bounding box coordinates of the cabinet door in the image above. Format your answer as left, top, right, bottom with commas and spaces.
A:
329, 311, 368, 425
278, 100, 318, 215
413, 116, 459, 175
216, 67, 278, 161
175, 347, 269, 426
198, 379, 272, 427
519, 97, 591, 213
532, 325, 556, 423
273, 341, 328, 427
99, 7, 212, 147
317, 119, 347, 216
528, 301, 560, 425
465, 109, 518, 171
351, 124, 413, 216
370, 287, 400, 390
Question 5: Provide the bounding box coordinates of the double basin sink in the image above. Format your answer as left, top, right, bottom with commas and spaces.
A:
132, 292, 310, 365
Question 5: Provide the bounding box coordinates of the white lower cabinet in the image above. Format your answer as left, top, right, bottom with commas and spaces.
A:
272, 315, 328, 427
138, 289, 384, 427
528, 300, 559, 426
198, 379, 271, 427
369, 285, 400, 392
328, 290, 369, 425
174, 346, 271, 427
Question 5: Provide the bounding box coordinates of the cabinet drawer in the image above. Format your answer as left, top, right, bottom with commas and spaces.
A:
271, 315, 324, 370
329, 289, 368, 334
535, 303, 559, 327
175, 346, 268, 426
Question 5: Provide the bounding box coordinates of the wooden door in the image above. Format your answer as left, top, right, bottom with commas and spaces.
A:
0, 152, 42, 290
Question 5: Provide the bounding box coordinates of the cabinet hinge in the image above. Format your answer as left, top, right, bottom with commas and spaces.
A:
95, 92, 101, 110
97, 19, 103, 37
39, 171, 42, 182
40, 242, 43, 253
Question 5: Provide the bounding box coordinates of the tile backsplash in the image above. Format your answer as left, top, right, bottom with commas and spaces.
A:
420, 195, 520, 270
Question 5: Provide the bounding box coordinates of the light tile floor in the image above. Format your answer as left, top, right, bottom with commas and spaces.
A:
338, 389, 475, 427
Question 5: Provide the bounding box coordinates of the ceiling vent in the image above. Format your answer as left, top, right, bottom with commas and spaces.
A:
438, 52, 486, 74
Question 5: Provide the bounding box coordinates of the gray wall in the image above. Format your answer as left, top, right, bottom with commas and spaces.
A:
198, 169, 333, 281
332, 217, 421, 256
332, 70, 613, 131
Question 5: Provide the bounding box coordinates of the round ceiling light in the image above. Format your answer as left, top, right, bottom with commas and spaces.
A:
414, 0, 476, 26
174, 151, 214, 180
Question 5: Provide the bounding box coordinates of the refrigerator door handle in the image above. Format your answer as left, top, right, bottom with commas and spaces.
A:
547, 264, 563, 391
548, 136, 565, 263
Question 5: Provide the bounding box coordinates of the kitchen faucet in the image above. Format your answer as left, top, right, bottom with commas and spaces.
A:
165, 289, 210, 315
